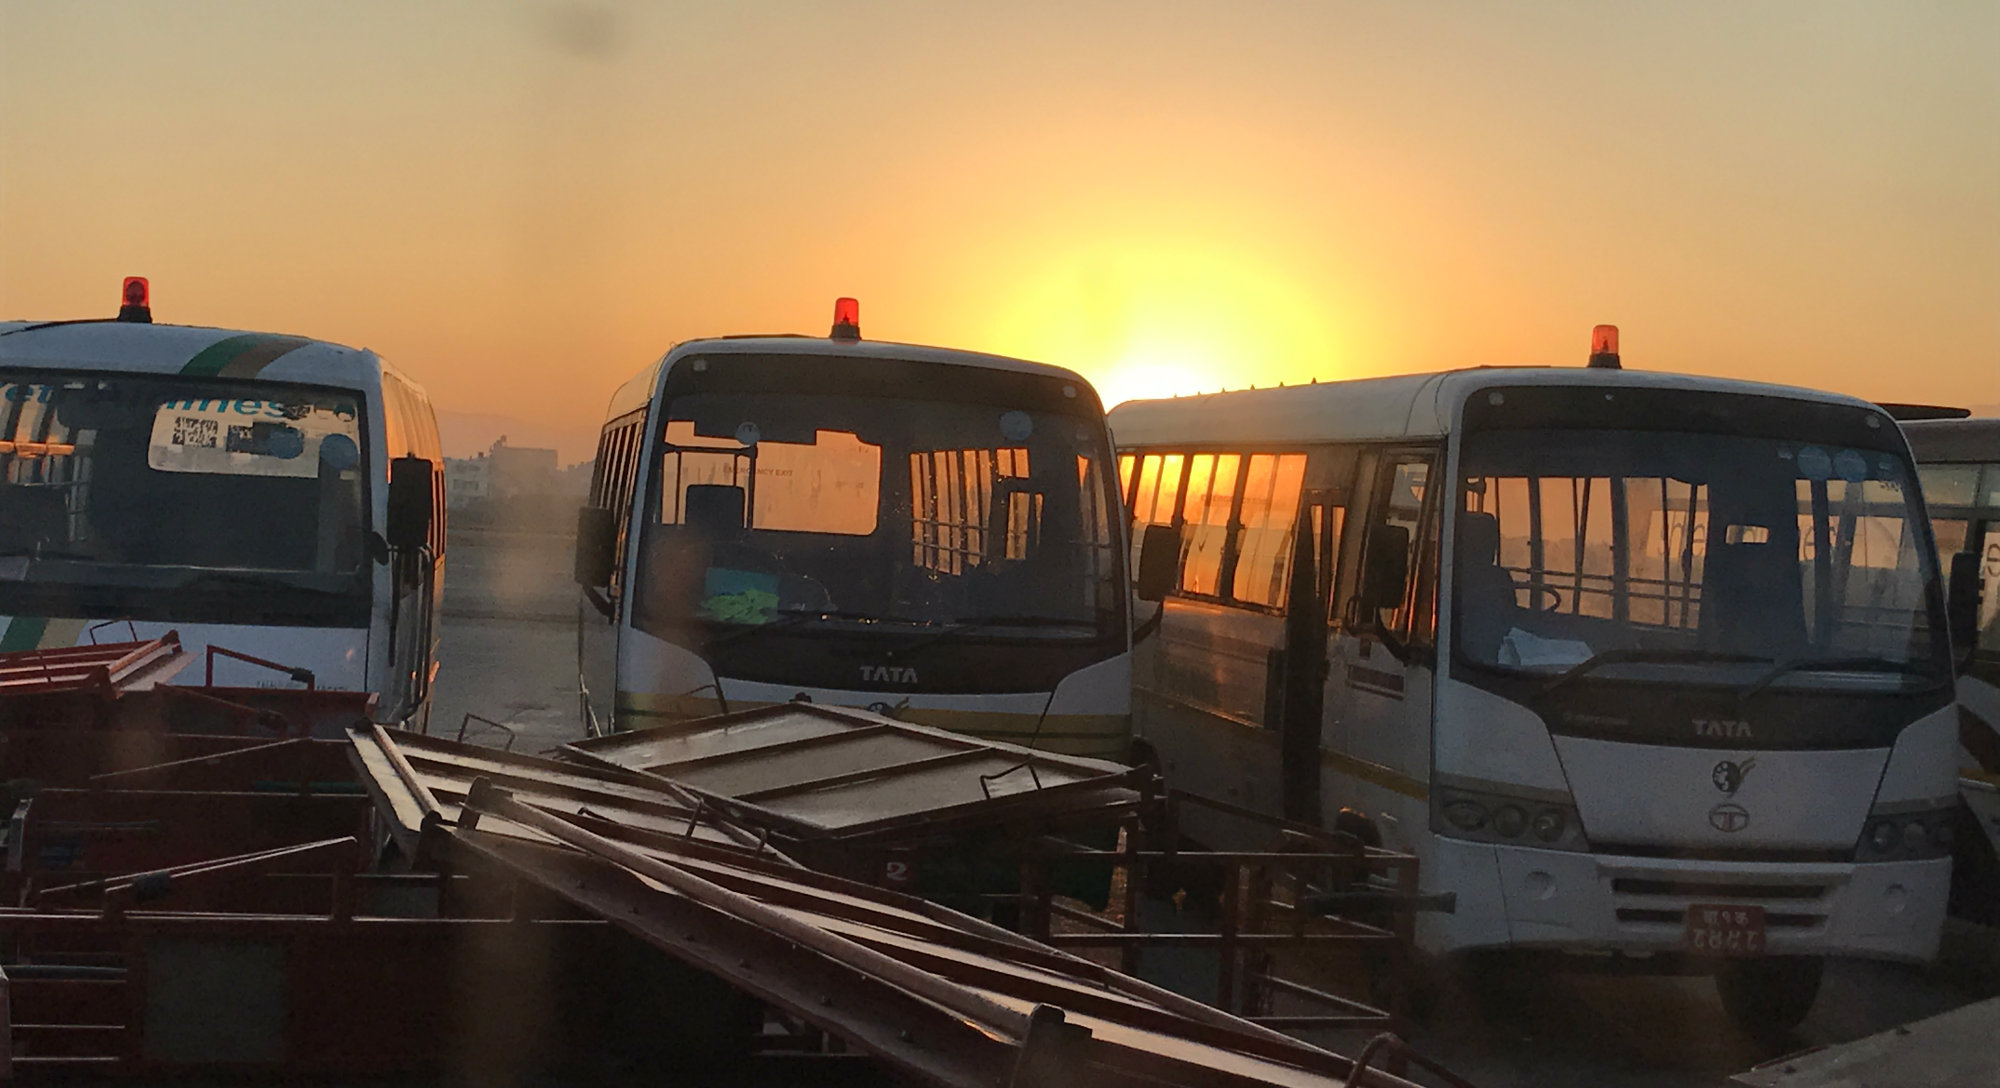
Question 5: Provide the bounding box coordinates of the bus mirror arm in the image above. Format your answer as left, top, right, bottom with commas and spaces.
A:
1946, 551, 1981, 663
1131, 602, 1165, 644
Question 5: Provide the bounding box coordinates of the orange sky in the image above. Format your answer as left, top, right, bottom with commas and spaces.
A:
4, 1, 1996, 459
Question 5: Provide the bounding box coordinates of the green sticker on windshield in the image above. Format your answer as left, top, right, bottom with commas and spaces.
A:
701, 568, 779, 624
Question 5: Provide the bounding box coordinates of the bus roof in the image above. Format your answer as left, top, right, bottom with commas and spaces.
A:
602, 336, 1094, 421
0, 319, 402, 393
1107, 366, 1889, 448
1903, 416, 2000, 463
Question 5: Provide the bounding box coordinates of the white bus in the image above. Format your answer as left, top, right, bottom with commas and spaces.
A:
1110, 330, 1963, 1033
0, 279, 446, 725
1902, 415, 2000, 922
573, 300, 1130, 757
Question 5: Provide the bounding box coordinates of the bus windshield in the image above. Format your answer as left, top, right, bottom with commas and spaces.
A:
1455, 427, 1947, 688
632, 365, 1122, 642
0, 373, 369, 623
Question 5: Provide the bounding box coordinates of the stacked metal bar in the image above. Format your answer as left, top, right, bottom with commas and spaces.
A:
349, 719, 1448, 1087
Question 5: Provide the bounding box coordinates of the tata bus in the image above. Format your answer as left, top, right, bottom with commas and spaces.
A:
1109, 329, 1966, 1034
0, 279, 446, 724
1902, 414, 2000, 921
572, 300, 1130, 757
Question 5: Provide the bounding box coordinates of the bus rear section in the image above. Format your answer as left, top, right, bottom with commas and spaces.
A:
1116, 366, 1960, 1033
576, 311, 1131, 757
1904, 416, 2000, 922
0, 288, 446, 727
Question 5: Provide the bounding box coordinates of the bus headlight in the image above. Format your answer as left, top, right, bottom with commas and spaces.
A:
1432, 784, 1587, 852
1868, 821, 1899, 854
1857, 805, 1956, 862
1442, 801, 1488, 832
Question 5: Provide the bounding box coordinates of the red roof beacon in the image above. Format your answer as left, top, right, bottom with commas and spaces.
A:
117, 276, 152, 323
830, 297, 861, 342
1587, 324, 1619, 369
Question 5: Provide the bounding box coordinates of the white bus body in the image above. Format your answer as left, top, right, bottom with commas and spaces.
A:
1111, 364, 1959, 1025
0, 308, 446, 724
1904, 416, 2000, 918
575, 321, 1130, 757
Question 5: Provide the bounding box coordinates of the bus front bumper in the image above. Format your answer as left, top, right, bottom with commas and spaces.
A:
1420, 837, 1949, 964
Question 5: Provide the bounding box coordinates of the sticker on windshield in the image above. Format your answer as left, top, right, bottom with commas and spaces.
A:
1833, 449, 1868, 483
148, 398, 359, 478
1794, 446, 1832, 480
999, 410, 1034, 442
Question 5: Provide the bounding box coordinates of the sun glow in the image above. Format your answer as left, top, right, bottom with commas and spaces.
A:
977, 240, 1345, 409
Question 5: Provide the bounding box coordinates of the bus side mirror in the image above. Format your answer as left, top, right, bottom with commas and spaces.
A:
386, 457, 433, 552
575, 506, 616, 587
1947, 550, 1981, 658
1134, 523, 1180, 603
1360, 523, 1411, 617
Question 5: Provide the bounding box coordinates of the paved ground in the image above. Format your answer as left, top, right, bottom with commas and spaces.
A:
428, 527, 2000, 1086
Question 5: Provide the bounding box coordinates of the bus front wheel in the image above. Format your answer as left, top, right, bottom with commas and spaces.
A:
1715, 956, 1823, 1038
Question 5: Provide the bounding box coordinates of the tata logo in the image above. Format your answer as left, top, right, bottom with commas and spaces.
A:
860, 665, 919, 685
1711, 758, 1756, 796
1694, 717, 1753, 740
1708, 803, 1751, 833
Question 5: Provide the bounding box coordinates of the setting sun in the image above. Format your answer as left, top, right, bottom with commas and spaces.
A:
980, 237, 1346, 408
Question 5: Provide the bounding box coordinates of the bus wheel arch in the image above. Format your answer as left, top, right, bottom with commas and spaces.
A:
1716, 956, 1823, 1039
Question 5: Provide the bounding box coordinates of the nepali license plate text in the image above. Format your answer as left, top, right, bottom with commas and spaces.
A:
1685, 903, 1766, 957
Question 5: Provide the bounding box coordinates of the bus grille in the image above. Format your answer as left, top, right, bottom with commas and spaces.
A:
1615, 907, 1824, 929
1609, 872, 1835, 932
1610, 878, 1831, 901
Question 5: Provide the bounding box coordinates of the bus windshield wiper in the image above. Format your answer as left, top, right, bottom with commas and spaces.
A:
1539, 649, 1772, 695
1736, 655, 1932, 702
896, 615, 1098, 654
175, 570, 360, 599
705, 608, 883, 648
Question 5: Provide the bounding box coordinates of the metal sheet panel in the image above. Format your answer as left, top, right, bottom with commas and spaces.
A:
565, 703, 1143, 840
449, 784, 1421, 1088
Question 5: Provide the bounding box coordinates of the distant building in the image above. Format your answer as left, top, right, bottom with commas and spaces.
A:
488, 437, 558, 497
444, 454, 489, 506
445, 436, 588, 510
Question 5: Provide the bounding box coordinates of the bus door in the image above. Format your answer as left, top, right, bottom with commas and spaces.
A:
1324, 447, 1438, 845
382, 456, 441, 724
1277, 485, 1341, 824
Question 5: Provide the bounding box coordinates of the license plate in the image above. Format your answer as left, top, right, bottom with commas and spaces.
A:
1685, 903, 1766, 957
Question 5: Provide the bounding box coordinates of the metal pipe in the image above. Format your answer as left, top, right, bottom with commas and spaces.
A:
458, 778, 1036, 1041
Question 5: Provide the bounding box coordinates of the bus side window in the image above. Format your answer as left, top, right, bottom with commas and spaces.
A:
1231, 453, 1308, 609
589, 411, 646, 597
1179, 453, 1241, 596
1359, 452, 1436, 642
1126, 452, 1186, 573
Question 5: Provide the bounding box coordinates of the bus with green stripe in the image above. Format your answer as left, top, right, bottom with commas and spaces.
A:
572, 298, 1132, 757
0, 278, 445, 726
